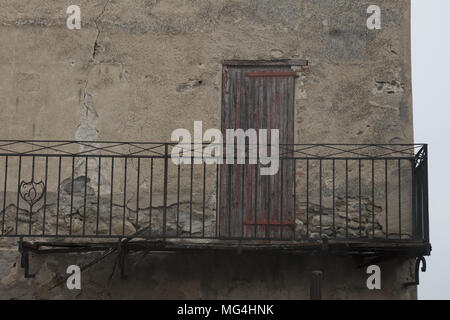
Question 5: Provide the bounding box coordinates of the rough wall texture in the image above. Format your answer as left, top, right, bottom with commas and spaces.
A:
0, 0, 412, 144
0, 248, 417, 300
0, 0, 416, 299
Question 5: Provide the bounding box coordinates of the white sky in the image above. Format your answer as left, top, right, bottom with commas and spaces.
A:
412, 0, 450, 300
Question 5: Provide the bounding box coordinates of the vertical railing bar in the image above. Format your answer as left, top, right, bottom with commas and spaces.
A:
203, 162, 206, 238
280, 160, 284, 240
56, 156, 61, 236
228, 164, 231, 238
69, 157, 75, 235
28, 157, 35, 235
333, 159, 335, 239
109, 157, 114, 236
82, 157, 88, 236
267, 163, 271, 240
176, 163, 180, 238
422, 171, 426, 240
359, 159, 362, 238
42, 156, 48, 236
149, 158, 153, 237
385, 159, 388, 239
398, 159, 401, 240
345, 159, 348, 239
417, 170, 424, 240
319, 159, 322, 238
163, 144, 168, 237
293, 159, 297, 241
15, 156, 22, 235
372, 160, 375, 238
1, 156, 7, 235
95, 157, 101, 235
136, 158, 140, 229
190, 154, 193, 237
31, 157, 35, 181
122, 158, 127, 237
240, 164, 245, 239
423, 145, 429, 243
411, 158, 417, 240
215, 164, 219, 238
421, 167, 426, 240
306, 159, 309, 239
254, 163, 258, 239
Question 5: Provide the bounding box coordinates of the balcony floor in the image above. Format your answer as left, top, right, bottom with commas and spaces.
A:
19, 237, 431, 257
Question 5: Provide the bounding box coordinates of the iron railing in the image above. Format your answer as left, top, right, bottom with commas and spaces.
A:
0, 141, 429, 247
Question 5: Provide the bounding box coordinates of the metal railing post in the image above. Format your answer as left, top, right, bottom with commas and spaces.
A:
423, 145, 430, 243
163, 144, 168, 237
310, 270, 323, 300
411, 158, 417, 240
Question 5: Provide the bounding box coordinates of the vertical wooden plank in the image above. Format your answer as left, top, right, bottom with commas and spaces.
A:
245, 72, 255, 238
228, 69, 237, 237
283, 76, 296, 240
280, 77, 287, 240
271, 76, 280, 239
258, 76, 269, 239
220, 67, 232, 237
231, 70, 241, 238
219, 67, 226, 238
264, 76, 272, 239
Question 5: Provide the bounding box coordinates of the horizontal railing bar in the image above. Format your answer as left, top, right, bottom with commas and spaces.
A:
0, 154, 418, 160
0, 234, 428, 245
0, 140, 427, 146
0, 154, 166, 158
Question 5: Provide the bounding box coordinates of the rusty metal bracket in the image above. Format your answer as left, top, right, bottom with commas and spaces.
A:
404, 256, 426, 287
18, 237, 35, 278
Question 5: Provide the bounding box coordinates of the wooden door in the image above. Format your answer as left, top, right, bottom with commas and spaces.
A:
219, 66, 296, 240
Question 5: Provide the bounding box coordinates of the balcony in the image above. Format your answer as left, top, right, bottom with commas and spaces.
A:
0, 141, 430, 258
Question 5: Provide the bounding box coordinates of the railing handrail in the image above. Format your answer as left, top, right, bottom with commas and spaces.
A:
0, 141, 426, 159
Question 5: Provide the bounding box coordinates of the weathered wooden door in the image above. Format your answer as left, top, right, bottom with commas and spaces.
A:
219, 65, 296, 240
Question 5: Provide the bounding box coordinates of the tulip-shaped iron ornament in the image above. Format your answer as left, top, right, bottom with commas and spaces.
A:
19, 181, 46, 213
